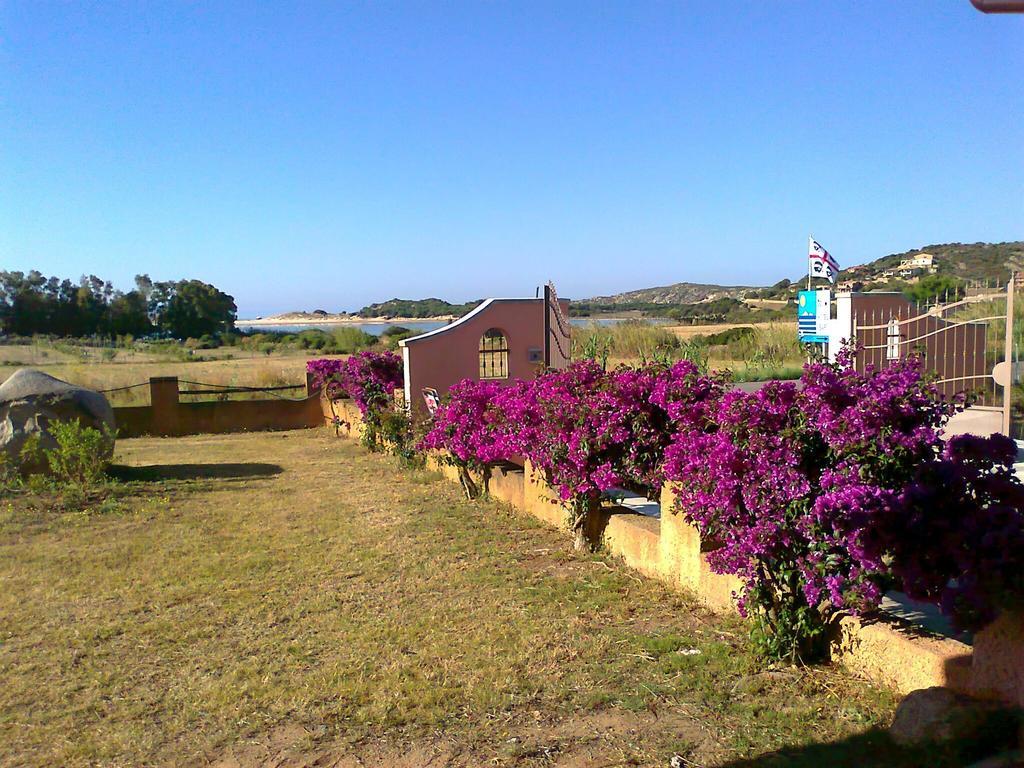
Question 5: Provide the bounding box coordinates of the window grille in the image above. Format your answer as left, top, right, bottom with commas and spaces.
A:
479, 329, 509, 379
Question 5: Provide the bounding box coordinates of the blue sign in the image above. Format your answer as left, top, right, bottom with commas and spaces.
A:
797, 290, 828, 343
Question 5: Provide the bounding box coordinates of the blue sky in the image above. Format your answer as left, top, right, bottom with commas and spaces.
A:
2, 2, 1021, 317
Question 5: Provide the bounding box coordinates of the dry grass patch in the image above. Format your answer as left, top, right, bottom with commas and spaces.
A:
0, 430, 955, 767
0, 350, 340, 406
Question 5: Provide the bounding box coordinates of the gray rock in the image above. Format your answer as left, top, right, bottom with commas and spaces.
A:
890, 687, 1019, 755
0, 369, 115, 473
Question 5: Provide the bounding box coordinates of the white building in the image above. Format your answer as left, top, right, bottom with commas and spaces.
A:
897, 253, 935, 272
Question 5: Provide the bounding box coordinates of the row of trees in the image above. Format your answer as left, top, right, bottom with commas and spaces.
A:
0, 271, 237, 340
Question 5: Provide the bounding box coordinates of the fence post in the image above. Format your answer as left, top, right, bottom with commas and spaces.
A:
1003, 276, 1015, 437
305, 370, 320, 397
149, 376, 180, 436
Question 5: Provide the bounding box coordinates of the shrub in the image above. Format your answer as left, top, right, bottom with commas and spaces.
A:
43, 419, 114, 487
308, 351, 404, 452
375, 408, 423, 467
696, 326, 755, 346
663, 352, 1024, 661
308, 351, 403, 414
420, 379, 507, 498
494, 362, 620, 549
329, 326, 377, 354
380, 326, 418, 350
0, 452, 17, 491
419, 359, 725, 539
881, 433, 1024, 629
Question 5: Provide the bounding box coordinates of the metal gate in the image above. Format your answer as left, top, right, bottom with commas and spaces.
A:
852, 278, 1018, 436
543, 281, 572, 370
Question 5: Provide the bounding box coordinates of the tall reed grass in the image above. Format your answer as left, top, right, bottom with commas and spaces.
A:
573, 319, 804, 379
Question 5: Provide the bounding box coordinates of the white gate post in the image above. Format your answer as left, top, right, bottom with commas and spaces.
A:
1002, 275, 1015, 436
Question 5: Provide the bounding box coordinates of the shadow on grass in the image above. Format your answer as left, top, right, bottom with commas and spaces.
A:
714, 727, 1006, 768
109, 462, 284, 482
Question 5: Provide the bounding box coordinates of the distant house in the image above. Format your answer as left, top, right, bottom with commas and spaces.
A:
897, 253, 936, 273
399, 294, 571, 418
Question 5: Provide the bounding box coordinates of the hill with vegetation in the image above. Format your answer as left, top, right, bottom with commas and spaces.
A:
585, 282, 750, 306
354, 297, 483, 319
853, 241, 1024, 282
583, 241, 1024, 318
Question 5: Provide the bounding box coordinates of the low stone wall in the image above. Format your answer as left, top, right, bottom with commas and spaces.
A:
114, 376, 324, 437
327, 402, 1019, 707
943, 405, 1004, 440
319, 395, 366, 442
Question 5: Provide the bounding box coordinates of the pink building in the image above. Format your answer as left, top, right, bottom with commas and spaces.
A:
399, 293, 571, 418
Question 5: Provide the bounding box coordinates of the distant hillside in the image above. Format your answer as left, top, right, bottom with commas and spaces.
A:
852, 241, 1024, 282
601, 241, 1024, 308
348, 242, 1023, 324
585, 282, 751, 306
354, 297, 482, 319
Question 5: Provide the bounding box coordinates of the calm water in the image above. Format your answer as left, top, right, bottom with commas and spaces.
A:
239, 316, 672, 335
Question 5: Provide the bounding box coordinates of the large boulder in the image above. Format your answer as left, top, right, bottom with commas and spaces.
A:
0, 369, 116, 473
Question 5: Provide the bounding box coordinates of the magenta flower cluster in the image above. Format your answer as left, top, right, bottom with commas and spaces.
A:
421, 360, 721, 505
665, 351, 1024, 645
418, 351, 1024, 656
419, 378, 508, 468
307, 351, 403, 417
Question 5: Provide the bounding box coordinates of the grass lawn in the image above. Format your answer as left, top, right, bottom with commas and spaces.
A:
0, 429, 955, 767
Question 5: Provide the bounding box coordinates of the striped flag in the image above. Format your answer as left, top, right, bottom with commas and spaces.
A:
808, 237, 840, 284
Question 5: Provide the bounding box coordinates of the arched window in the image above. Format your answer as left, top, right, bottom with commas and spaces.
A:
479, 329, 509, 379
886, 318, 901, 360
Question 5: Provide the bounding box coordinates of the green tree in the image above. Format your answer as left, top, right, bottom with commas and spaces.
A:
905, 274, 964, 305
153, 279, 237, 338
0, 270, 233, 339
108, 290, 153, 336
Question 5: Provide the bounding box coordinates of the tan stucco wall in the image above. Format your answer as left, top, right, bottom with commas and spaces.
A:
966, 611, 1024, 708
832, 614, 972, 695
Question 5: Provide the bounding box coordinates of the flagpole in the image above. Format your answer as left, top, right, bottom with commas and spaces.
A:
807, 234, 812, 291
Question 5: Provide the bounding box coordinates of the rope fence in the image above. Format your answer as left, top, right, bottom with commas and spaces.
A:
97, 382, 151, 394
177, 379, 311, 402
98, 378, 312, 402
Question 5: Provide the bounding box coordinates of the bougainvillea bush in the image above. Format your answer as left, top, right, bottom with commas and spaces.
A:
307, 351, 404, 451
492, 360, 724, 548
307, 352, 403, 414
497, 361, 631, 549
882, 432, 1024, 631
419, 379, 507, 498
664, 351, 1024, 661
420, 360, 726, 543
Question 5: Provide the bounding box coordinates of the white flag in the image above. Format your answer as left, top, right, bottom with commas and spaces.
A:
808, 237, 840, 284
